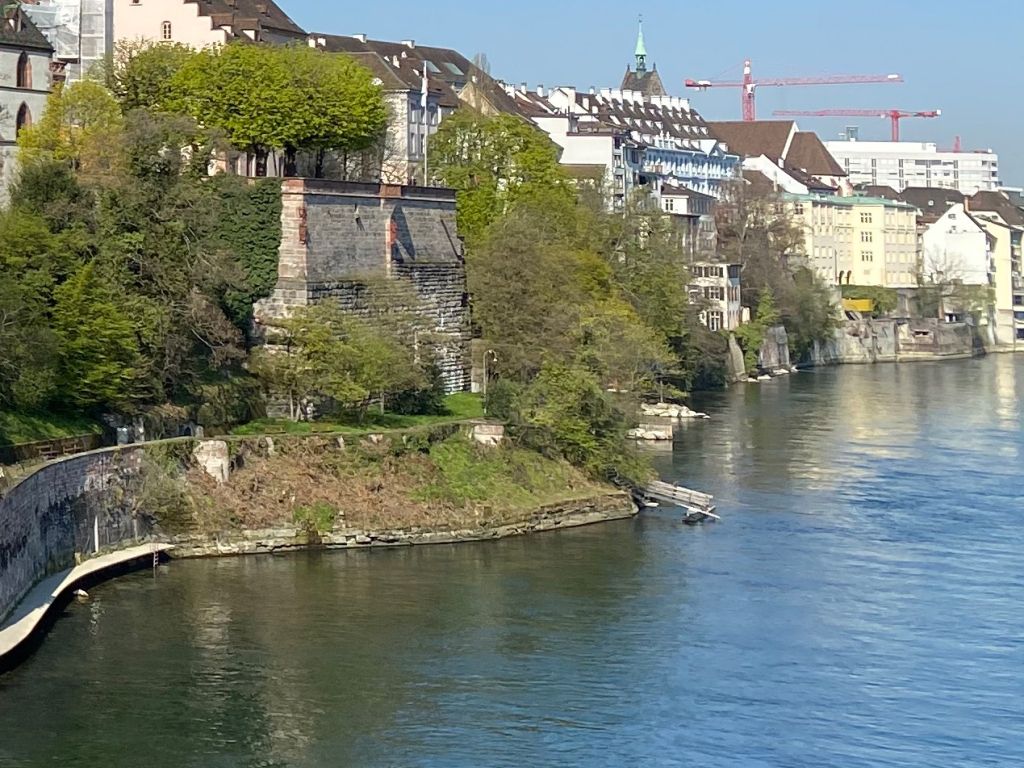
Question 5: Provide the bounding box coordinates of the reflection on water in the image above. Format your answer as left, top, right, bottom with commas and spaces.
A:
1, 357, 1022, 768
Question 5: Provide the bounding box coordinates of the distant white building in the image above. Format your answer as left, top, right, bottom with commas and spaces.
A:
920, 203, 993, 288
825, 139, 1000, 195
690, 263, 745, 331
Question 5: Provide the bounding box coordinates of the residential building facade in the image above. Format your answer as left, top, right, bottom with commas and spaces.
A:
661, 183, 717, 258
920, 203, 993, 288
689, 263, 744, 331
0, 7, 54, 202
825, 139, 1000, 195
969, 192, 1024, 346
113, 0, 305, 47
788, 194, 919, 288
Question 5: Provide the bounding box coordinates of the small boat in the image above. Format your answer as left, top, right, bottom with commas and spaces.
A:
642, 480, 720, 524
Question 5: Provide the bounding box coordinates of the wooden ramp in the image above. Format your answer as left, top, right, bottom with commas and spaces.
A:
642, 481, 720, 522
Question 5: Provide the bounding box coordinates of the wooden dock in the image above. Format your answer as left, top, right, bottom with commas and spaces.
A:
642, 481, 720, 523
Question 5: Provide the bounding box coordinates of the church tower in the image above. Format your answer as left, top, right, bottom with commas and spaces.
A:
621, 16, 667, 97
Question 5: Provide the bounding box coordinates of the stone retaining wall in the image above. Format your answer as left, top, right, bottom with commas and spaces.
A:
0, 448, 151, 622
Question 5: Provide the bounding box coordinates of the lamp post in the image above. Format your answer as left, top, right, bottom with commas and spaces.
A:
482, 349, 498, 414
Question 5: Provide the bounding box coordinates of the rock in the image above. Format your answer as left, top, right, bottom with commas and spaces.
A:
774, 369, 790, 376
790, 366, 800, 373
758, 375, 772, 382
368, 434, 385, 445
192, 440, 231, 484
354, 534, 372, 545
264, 437, 276, 456
336, 436, 346, 450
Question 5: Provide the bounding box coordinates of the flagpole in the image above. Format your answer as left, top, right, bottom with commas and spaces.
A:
422, 69, 429, 185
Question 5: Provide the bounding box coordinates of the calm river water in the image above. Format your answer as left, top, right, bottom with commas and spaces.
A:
2, 358, 1023, 767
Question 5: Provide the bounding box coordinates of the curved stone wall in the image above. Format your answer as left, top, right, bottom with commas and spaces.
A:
0, 448, 148, 622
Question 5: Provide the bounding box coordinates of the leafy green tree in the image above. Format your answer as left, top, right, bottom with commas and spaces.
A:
429, 110, 576, 245
51, 264, 143, 410
104, 40, 196, 113
18, 81, 125, 181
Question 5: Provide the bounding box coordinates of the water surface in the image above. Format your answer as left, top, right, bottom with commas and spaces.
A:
1, 357, 1022, 767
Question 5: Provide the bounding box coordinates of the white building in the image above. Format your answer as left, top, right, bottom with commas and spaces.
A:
920, 203, 993, 288
825, 139, 1000, 195
690, 263, 745, 331
0, 7, 55, 202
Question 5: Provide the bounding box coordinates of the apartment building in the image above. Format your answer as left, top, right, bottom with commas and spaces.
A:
825, 139, 1000, 195
788, 193, 919, 288
690, 263, 744, 331
969, 192, 1024, 345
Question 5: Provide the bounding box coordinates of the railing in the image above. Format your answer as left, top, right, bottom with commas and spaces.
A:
0, 434, 103, 467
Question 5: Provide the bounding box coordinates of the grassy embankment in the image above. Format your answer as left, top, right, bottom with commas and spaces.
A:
0, 411, 103, 448
145, 428, 613, 537
230, 393, 485, 436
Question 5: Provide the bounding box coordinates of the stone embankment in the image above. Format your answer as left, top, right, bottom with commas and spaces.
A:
169, 493, 636, 558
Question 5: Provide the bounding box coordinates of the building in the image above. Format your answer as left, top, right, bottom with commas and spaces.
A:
920, 203, 993, 288
825, 139, 1000, 195
114, 0, 305, 47
661, 183, 717, 257
787, 193, 919, 288
22, 0, 107, 82
309, 35, 462, 184
969, 191, 1024, 346
689, 263, 744, 331
0, 7, 54, 202
709, 120, 851, 195
619, 19, 665, 98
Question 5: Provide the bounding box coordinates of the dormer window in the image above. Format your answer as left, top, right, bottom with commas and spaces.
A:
161, 21, 172, 41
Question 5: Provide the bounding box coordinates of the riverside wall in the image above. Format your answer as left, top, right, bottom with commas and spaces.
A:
803, 318, 983, 368
0, 448, 151, 623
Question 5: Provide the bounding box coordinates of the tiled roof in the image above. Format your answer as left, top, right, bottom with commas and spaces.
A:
200, 0, 306, 40
898, 187, 965, 222
620, 67, 667, 98
345, 51, 460, 108
0, 7, 53, 52
312, 34, 474, 92
970, 191, 1024, 227
786, 132, 845, 177
857, 184, 900, 200
708, 121, 795, 160
742, 169, 778, 194
662, 181, 715, 203
783, 164, 838, 192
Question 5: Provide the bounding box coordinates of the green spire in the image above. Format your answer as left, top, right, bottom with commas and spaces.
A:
635, 16, 648, 73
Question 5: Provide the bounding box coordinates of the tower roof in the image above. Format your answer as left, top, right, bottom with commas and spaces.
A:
635, 18, 647, 58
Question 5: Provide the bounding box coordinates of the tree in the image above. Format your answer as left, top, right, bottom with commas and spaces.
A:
104, 39, 196, 113
167, 43, 387, 177
429, 110, 576, 245
18, 80, 125, 182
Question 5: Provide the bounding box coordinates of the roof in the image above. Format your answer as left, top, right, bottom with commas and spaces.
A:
742, 169, 778, 194
345, 51, 460, 108
857, 184, 901, 200
312, 34, 475, 92
0, 7, 53, 53
661, 182, 716, 203
621, 67, 667, 98
970, 191, 1024, 227
199, 0, 306, 40
786, 132, 845, 177
898, 187, 965, 222
786, 192, 917, 210
708, 121, 795, 160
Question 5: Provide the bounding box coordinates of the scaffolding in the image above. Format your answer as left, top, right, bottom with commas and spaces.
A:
22, 0, 112, 81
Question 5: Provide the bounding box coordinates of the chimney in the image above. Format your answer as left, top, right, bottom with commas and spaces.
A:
402, 39, 415, 49
520, 82, 527, 94
589, 86, 596, 95
353, 33, 367, 43
964, 197, 970, 212
537, 84, 545, 98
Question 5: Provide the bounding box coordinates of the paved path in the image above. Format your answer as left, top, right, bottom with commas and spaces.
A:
0, 543, 173, 662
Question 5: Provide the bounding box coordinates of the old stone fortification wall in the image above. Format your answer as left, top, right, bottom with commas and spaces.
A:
255, 179, 470, 392
0, 449, 150, 622
804, 319, 981, 367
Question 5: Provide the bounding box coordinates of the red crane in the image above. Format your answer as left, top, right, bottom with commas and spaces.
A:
684, 59, 904, 122
772, 109, 941, 141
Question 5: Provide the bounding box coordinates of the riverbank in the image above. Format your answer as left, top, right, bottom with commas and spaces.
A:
0, 427, 636, 666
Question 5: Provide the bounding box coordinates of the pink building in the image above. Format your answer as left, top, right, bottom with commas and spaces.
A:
114, 0, 305, 48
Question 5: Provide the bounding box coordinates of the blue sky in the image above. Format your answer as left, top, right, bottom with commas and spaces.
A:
286, 0, 1024, 185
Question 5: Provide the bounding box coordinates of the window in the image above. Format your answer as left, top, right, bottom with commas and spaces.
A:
16, 52, 30, 89
664, 198, 674, 212
861, 250, 874, 262
704, 286, 724, 301
861, 231, 873, 243
15, 103, 31, 136
161, 21, 172, 41
793, 203, 804, 216
706, 311, 724, 332
860, 212, 873, 224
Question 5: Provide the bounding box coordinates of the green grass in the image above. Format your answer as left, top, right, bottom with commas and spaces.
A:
412, 435, 597, 510
0, 410, 104, 447
230, 393, 485, 437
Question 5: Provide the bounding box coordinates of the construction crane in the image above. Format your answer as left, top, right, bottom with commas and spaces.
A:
772, 109, 941, 141
684, 59, 904, 122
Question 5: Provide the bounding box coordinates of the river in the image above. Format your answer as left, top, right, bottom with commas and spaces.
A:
1, 358, 1022, 767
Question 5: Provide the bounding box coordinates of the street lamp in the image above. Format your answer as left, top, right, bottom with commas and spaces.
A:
482, 349, 498, 415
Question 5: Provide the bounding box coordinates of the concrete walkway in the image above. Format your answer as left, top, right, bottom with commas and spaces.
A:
0, 543, 173, 663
